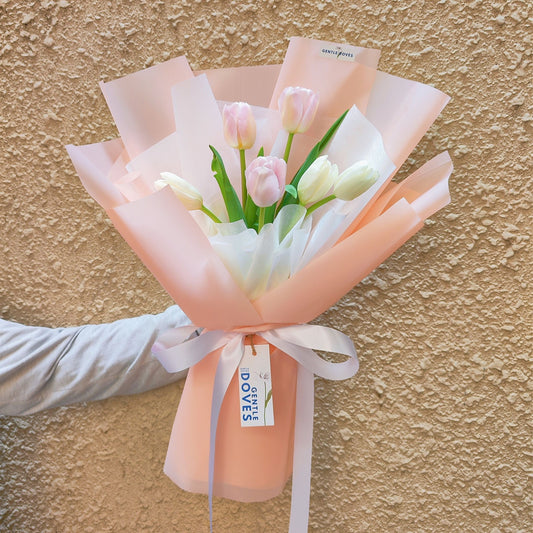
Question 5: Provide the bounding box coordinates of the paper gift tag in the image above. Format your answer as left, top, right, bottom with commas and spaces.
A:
238, 344, 274, 427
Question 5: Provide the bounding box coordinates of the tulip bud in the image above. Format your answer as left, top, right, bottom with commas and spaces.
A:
245, 156, 287, 207
222, 102, 256, 150
154, 171, 203, 210
278, 86, 319, 134
333, 161, 379, 201
297, 155, 338, 206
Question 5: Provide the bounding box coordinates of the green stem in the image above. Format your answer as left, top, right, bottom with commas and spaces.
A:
258, 207, 266, 232
200, 205, 222, 224
240, 149, 247, 211
264, 382, 267, 426
283, 132, 295, 163
305, 195, 336, 216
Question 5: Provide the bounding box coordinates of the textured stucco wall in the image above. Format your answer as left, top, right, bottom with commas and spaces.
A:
0, 1, 531, 531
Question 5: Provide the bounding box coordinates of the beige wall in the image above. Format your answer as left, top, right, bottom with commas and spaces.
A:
1, 1, 531, 531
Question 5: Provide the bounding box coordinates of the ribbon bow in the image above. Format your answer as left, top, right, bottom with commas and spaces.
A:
152, 324, 359, 532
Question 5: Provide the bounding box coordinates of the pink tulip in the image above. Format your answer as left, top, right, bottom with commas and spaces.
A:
245, 156, 287, 207
222, 102, 256, 150
278, 86, 319, 134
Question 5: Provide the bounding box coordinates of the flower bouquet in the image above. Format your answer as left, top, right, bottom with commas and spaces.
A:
67, 37, 452, 531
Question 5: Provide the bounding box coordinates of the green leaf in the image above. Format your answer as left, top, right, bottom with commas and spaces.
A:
277, 109, 349, 212
257, 146, 265, 157
265, 389, 272, 408
284, 184, 297, 199
244, 194, 259, 228
209, 145, 245, 223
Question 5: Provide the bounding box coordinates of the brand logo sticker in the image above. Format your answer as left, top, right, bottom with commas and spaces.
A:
320, 44, 356, 62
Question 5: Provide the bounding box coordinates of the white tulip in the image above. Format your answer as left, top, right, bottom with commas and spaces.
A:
155, 171, 203, 210
297, 155, 338, 206
333, 161, 378, 201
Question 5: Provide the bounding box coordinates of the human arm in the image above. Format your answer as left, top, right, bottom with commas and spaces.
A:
0, 306, 189, 416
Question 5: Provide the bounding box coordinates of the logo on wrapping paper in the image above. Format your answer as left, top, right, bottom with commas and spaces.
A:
238, 344, 274, 427
320, 45, 356, 62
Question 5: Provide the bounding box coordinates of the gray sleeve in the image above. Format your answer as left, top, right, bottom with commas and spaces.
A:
0, 306, 190, 416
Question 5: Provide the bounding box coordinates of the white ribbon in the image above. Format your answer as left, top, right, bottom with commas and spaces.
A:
152, 324, 359, 532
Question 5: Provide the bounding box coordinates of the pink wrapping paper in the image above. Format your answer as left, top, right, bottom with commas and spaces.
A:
67, 36, 453, 523
165, 337, 298, 501
100, 56, 194, 158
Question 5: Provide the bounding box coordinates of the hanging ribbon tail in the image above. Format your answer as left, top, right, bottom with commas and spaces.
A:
289, 364, 314, 533
208, 335, 245, 533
